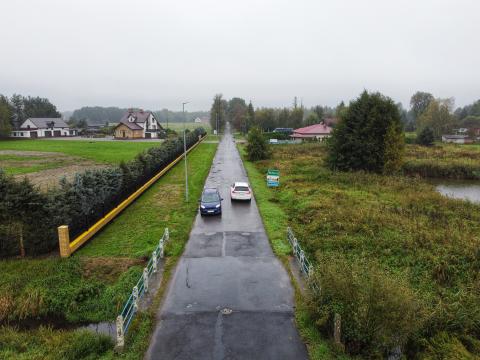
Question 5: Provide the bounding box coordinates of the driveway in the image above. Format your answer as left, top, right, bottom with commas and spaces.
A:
146, 123, 307, 359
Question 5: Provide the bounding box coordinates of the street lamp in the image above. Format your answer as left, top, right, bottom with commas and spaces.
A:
182, 101, 189, 202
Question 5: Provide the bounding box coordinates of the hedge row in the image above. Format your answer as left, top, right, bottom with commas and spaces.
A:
0, 128, 206, 257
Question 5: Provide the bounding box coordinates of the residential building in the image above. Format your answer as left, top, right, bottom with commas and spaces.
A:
11, 118, 76, 138
442, 135, 474, 144
114, 110, 163, 139
291, 123, 332, 140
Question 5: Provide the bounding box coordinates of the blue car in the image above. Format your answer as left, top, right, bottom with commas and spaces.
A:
199, 188, 223, 215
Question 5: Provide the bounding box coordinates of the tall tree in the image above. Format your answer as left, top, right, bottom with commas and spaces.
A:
245, 101, 255, 133
23, 96, 61, 118
416, 99, 455, 139
227, 97, 247, 131
255, 108, 276, 131
313, 105, 324, 121
277, 108, 290, 128
410, 91, 434, 121
10, 94, 24, 130
209, 94, 227, 132
289, 106, 304, 129
327, 91, 404, 174
304, 112, 320, 126
0, 96, 12, 137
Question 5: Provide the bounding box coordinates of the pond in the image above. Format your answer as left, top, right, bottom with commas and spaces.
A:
434, 180, 480, 203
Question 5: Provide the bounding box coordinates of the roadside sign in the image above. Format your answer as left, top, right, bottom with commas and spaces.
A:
267, 169, 280, 187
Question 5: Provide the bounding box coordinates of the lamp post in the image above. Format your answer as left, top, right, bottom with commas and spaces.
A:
182, 101, 189, 202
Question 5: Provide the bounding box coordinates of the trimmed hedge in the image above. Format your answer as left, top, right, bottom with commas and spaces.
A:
0, 128, 206, 257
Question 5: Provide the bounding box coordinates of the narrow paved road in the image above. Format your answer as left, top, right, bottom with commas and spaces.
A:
146, 124, 307, 359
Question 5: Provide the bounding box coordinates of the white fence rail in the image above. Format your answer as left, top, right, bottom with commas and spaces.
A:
115, 228, 169, 348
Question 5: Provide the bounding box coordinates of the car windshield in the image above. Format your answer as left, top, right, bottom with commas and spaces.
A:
234, 186, 249, 192
202, 192, 220, 203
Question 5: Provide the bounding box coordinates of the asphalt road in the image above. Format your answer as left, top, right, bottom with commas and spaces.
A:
146, 124, 307, 360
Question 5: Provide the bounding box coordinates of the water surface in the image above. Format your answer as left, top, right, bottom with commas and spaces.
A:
434, 180, 480, 203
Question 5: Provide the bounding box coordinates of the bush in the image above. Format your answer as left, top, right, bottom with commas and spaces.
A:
0, 127, 207, 257
246, 127, 271, 161
307, 255, 423, 356
417, 126, 435, 147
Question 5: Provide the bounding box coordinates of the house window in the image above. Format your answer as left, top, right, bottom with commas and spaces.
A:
20, 132, 24, 136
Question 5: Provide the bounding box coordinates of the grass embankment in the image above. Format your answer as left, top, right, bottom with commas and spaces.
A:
404, 143, 480, 179
241, 143, 480, 358
0, 142, 218, 359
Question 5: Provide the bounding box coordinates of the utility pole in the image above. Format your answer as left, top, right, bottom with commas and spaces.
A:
182, 101, 189, 202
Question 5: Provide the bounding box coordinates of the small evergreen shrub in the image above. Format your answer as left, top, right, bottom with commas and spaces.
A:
246, 127, 271, 161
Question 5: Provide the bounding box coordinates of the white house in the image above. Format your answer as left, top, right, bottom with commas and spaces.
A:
11, 118, 76, 138
194, 117, 202, 123
441, 135, 473, 144
114, 110, 163, 139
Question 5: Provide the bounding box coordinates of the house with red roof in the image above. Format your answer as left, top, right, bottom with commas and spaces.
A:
114, 109, 163, 139
291, 123, 333, 141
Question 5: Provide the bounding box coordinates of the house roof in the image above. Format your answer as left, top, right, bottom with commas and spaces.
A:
119, 110, 152, 123
24, 118, 69, 129
117, 120, 143, 130
291, 123, 332, 138
442, 135, 469, 139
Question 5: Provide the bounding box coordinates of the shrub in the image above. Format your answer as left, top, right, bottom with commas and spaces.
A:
61, 330, 113, 360
246, 127, 271, 161
307, 255, 423, 356
417, 126, 435, 147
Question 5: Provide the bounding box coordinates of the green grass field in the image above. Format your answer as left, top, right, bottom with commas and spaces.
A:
0, 140, 159, 164
161, 122, 211, 133
240, 142, 480, 358
0, 142, 218, 359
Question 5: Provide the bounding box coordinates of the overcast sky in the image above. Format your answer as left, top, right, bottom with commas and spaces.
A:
1, 0, 479, 112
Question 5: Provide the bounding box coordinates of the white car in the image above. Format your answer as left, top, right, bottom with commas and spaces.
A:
230, 182, 252, 201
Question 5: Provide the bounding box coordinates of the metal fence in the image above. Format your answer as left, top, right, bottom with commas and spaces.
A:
287, 227, 313, 276
115, 228, 169, 348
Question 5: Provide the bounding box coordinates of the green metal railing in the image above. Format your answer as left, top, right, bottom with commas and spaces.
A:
115, 228, 169, 348
287, 227, 312, 275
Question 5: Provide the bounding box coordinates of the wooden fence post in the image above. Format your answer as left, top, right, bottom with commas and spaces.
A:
334, 313, 344, 349
58, 225, 71, 258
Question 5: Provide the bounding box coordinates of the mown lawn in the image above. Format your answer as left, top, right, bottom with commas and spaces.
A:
241, 142, 480, 358
0, 140, 159, 164
161, 122, 211, 133
0, 142, 218, 359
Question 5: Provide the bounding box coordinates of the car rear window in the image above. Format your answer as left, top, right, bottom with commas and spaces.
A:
202, 192, 220, 202
234, 186, 249, 192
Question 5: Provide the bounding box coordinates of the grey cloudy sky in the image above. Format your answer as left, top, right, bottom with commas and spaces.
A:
1, 0, 479, 111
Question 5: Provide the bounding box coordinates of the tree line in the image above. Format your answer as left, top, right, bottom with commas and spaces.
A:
209, 94, 336, 133
0, 127, 206, 258
0, 94, 61, 137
